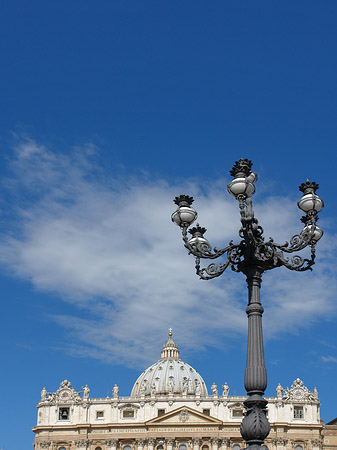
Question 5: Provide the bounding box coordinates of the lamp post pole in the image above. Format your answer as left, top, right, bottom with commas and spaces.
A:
171, 159, 324, 450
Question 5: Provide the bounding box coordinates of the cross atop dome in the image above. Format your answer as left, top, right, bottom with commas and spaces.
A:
161, 328, 180, 359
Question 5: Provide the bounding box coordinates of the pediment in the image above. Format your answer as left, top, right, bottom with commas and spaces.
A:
146, 406, 222, 425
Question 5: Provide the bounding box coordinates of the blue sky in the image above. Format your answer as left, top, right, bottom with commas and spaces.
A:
1, 1, 337, 448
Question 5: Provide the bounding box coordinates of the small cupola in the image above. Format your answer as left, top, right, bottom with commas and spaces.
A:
161, 329, 180, 359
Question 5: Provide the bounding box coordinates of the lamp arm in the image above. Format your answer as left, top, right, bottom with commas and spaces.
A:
268, 225, 320, 254
269, 248, 315, 272
195, 243, 243, 279
196, 258, 231, 280
181, 226, 237, 259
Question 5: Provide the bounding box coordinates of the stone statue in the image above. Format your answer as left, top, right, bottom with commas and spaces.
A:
113, 384, 119, 398
313, 387, 318, 399
41, 387, 47, 401
195, 381, 201, 396
211, 382, 218, 396
140, 382, 146, 396
151, 383, 156, 396
168, 378, 174, 394
222, 382, 229, 397
182, 377, 189, 394
82, 384, 90, 399
276, 383, 283, 399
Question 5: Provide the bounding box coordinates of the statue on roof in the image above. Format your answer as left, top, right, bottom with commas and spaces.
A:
222, 382, 229, 397
113, 384, 119, 398
82, 384, 90, 399
140, 381, 146, 395
151, 383, 156, 396
211, 382, 218, 396
168, 377, 174, 394
182, 377, 189, 394
40, 387, 47, 401
276, 383, 283, 399
195, 380, 201, 396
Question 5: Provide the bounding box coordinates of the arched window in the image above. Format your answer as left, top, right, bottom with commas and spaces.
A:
124, 446, 132, 450
202, 446, 209, 450
157, 446, 164, 450
179, 445, 187, 450
233, 445, 241, 450
95, 447, 102, 450
59, 448, 66, 450
295, 446, 303, 450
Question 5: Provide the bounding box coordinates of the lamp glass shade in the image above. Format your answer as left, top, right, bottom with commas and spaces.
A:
246, 172, 258, 184
297, 193, 324, 213
301, 224, 323, 242
227, 177, 255, 198
188, 236, 211, 251
171, 206, 197, 227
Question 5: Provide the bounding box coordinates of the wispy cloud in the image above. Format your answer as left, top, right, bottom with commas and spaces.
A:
1, 138, 336, 368
321, 356, 337, 363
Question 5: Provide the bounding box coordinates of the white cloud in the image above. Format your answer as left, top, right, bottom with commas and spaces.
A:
0, 139, 336, 368
321, 356, 337, 363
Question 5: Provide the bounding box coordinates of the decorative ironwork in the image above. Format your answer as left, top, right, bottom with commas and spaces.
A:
230, 158, 253, 177
174, 194, 195, 206
172, 159, 324, 450
299, 180, 319, 194
180, 191, 319, 278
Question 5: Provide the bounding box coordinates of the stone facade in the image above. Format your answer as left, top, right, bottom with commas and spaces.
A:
323, 419, 337, 450
33, 333, 323, 450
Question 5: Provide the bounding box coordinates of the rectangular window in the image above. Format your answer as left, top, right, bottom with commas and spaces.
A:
96, 411, 104, 419
123, 410, 135, 418
157, 409, 165, 417
203, 409, 210, 416
59, 407, 70, 420
232, 409, 243, 417
294, 406, 304, 419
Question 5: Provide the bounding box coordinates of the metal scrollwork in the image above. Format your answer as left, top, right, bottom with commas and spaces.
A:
198, 261, 231, 280
184, 204, 318, 277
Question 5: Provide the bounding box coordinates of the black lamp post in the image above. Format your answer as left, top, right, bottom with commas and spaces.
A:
171, 158, 324, 450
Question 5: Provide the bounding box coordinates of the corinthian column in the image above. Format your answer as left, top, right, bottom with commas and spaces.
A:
74, 440, 89, 450
211, 438, 219, 450
167, 439, 175, 450
107, 439, 119, 450
193, 438, 201, 450
136, 439, 145, 450
219, 439, 229, 450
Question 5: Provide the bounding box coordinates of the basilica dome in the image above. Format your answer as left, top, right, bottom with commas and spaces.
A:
131, 331, 208, 397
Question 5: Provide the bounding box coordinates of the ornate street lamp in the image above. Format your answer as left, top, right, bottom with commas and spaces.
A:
171, 158, 324, 450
